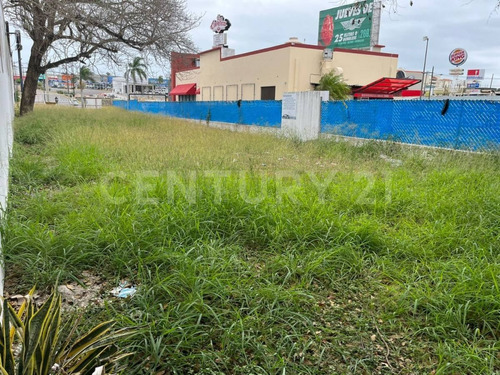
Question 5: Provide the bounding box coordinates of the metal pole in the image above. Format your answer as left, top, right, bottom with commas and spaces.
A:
428, 66, 434, 99
15, 31, 23, 92
420, 36, 429, 99
490, 74, 494, 89
126, 69, 129, 107
81, 64, 85, 109
45, 73, 49, 103
5, 22, 11, 55
66, 70, 70, 95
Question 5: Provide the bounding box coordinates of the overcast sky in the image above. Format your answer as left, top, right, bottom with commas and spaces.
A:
184, 0, 500, 85
12, 0, 500, 85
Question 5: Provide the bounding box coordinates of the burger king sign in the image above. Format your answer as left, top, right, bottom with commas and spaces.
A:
449, 48, 468, 67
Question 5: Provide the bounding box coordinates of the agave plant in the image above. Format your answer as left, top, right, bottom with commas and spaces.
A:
0, 287, 134, 375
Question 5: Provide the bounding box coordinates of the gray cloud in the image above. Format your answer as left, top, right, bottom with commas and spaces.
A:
16, 0, 499, 85
188, 0, 500, 85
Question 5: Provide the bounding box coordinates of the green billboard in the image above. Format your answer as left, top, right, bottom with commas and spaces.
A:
318, 0, 375, 50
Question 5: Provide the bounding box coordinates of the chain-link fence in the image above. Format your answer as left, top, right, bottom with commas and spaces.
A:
321, 99, 500, 151
114, 100, 282, 127
114, 98, 500, 151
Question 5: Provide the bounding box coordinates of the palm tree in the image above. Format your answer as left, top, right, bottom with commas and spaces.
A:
317, 71, 351, 100
157, 75, 164, 91
78, 66, 95, 107
125, 57, 147, 95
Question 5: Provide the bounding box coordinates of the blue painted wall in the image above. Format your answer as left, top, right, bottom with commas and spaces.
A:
321, 100, 500, 150
114, 100, 282, 128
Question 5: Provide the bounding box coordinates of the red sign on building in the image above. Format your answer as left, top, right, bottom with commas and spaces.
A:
466, 69, 485, 80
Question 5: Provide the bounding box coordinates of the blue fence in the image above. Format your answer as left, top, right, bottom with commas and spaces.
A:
114, 100, 282, 128
321, 100, 500, 150
114, 99, 500, 151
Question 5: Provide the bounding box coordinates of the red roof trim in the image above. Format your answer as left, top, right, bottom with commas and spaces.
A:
199, 44, 398, 62
199, 47, 222, 56
334, 48, 398, 58
200, 42, 325, 62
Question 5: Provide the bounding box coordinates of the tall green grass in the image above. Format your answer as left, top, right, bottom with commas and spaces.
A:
2, 107, 499, 374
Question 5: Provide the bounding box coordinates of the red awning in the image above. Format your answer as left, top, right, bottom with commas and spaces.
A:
353, 78, 421, 99
169, 83, 197, 96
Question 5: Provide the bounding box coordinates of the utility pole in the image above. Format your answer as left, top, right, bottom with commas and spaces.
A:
428, 66, 434, 99
6, 22, 24, 93
66, 69, 70, 95
15, 31, 23, 92
420, 36, 429, 99
125, 67, 130, 109
80, 63, 85, 109
45, 74, 49, 103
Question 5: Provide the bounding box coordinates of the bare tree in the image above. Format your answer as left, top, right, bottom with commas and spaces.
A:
3, 0, 200, 115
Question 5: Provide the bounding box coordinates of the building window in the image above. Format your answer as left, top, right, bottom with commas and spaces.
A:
261, 86, 276, 100
179, 95, 196, 102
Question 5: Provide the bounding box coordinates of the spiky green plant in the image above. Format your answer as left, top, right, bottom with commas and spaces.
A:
316, 71, 351, 100
0, 287, 133, 375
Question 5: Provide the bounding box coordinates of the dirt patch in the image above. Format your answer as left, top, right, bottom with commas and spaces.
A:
5, 271, 108, 311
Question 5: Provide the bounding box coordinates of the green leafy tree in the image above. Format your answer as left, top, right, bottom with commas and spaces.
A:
317, 72, 351, 100
78, 66, 95, 107
79, 66, 95, 87
158, 75, 164, 85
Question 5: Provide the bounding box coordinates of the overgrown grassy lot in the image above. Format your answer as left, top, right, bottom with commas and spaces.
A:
3, 107, 499, 374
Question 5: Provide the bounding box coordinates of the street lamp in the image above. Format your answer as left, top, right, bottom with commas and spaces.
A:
420, 36, 429, 99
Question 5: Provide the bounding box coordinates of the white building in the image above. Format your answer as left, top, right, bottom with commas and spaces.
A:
112, 76, 151, 94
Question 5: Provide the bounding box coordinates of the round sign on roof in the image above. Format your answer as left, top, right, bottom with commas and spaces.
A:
210, 14, 231, 34
449, 48, 468, 67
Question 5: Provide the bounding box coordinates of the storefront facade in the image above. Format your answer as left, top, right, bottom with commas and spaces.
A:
171, 41, 398, 101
